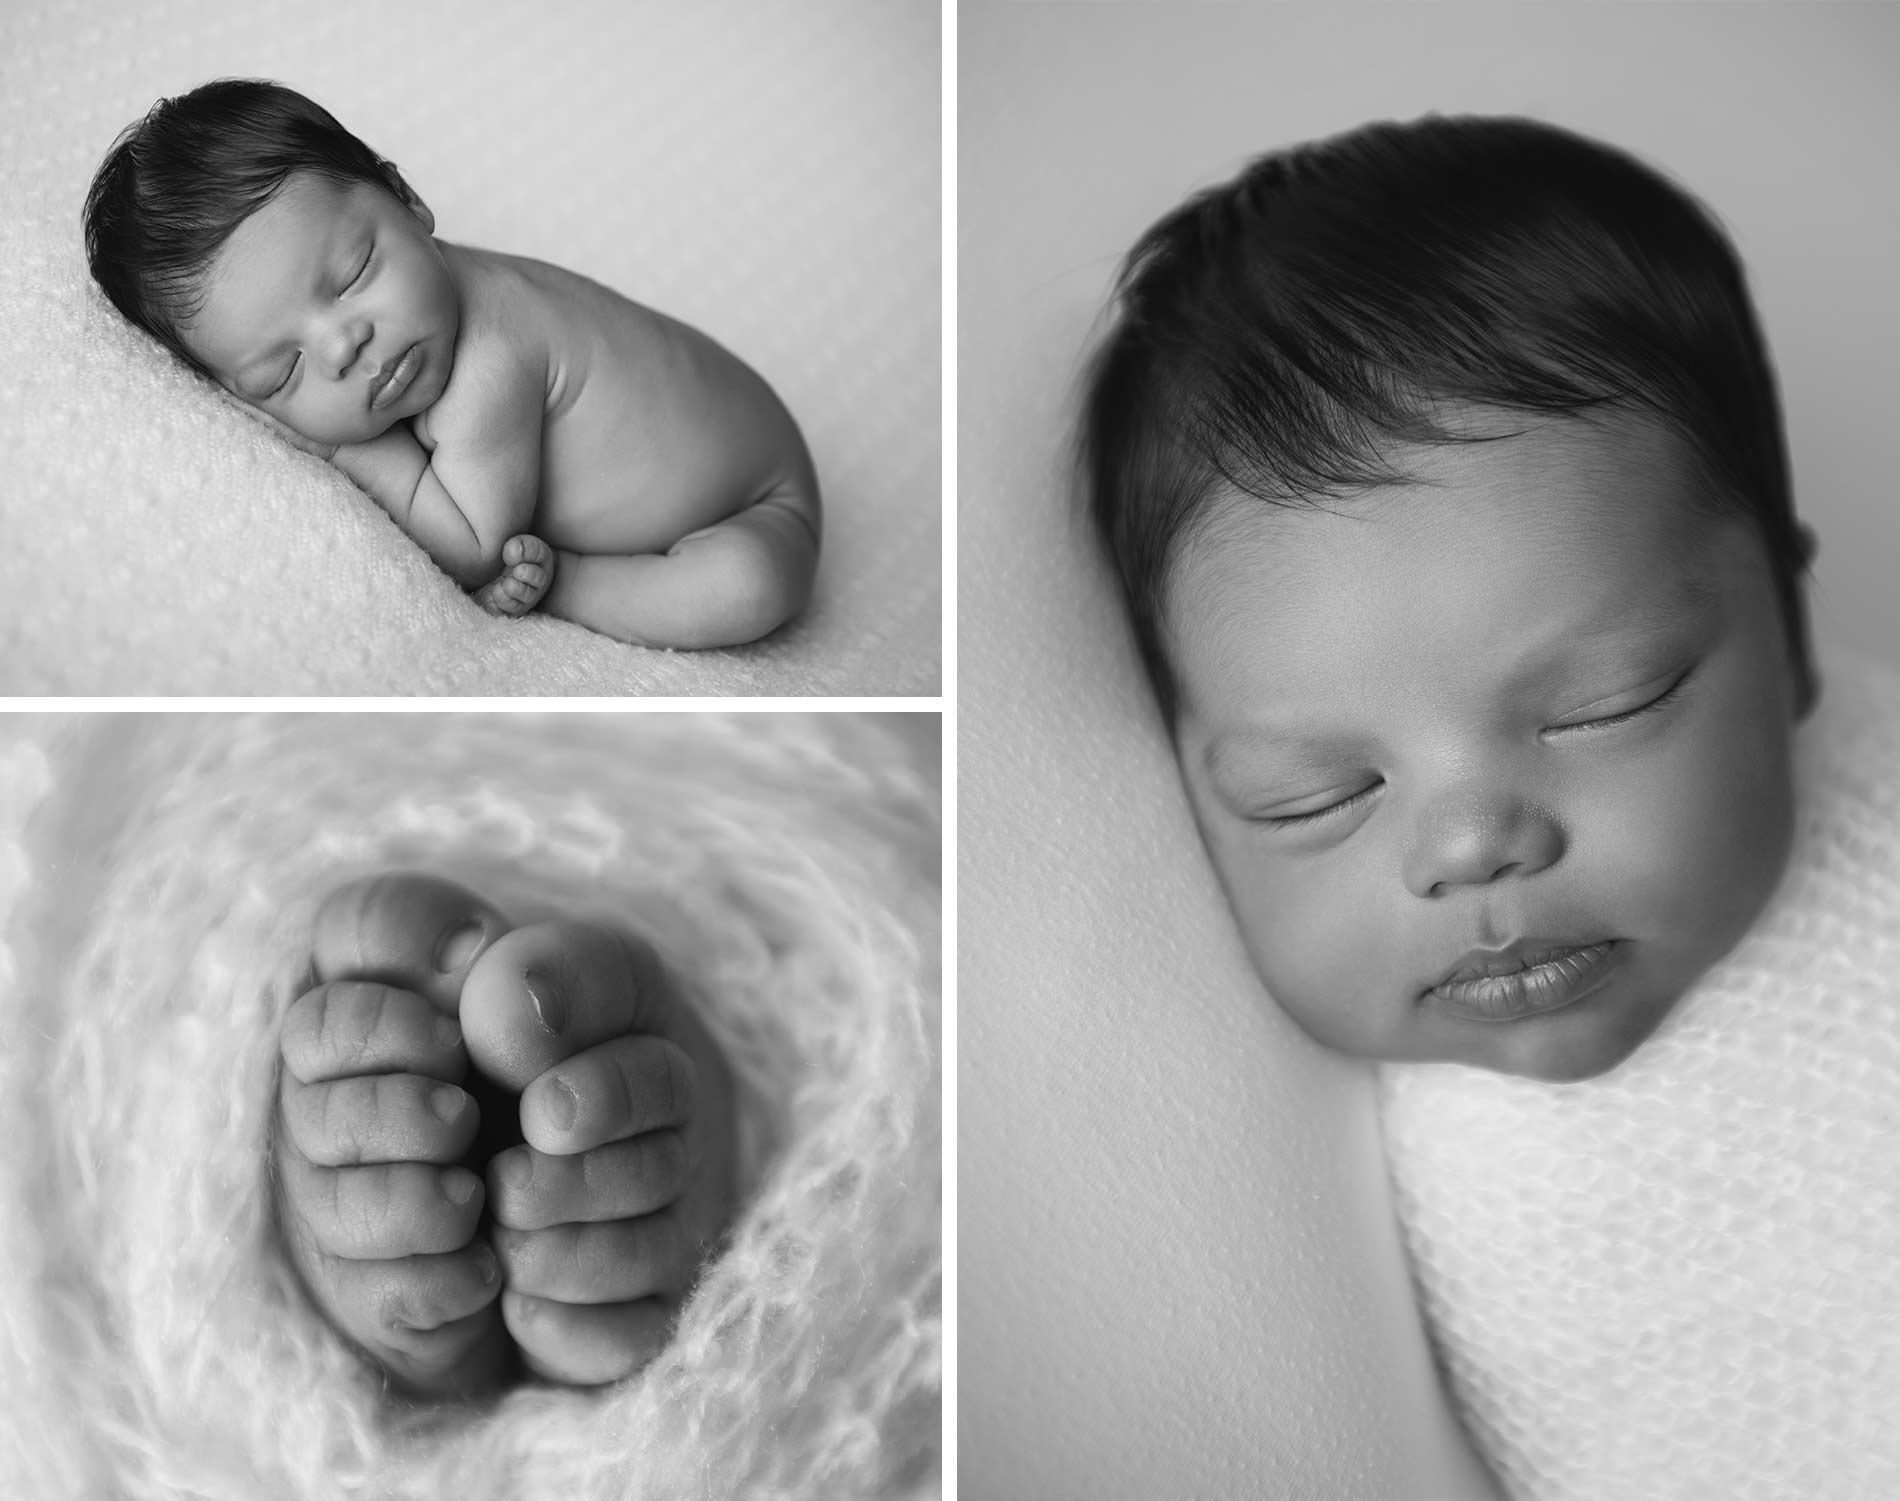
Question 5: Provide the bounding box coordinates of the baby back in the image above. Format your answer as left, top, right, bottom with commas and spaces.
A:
472, 249, 803, 555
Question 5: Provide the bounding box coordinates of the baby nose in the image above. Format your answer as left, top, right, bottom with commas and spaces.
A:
1402, 791, 1564, 898
320, 314, 373, 378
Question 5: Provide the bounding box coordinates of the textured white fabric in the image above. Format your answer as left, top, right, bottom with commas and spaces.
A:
0, 712, 940, 1500
1379, 645, 1900, 1499
0, 0, 939, 695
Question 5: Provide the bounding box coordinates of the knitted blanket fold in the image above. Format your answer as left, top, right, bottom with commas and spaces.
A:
0, 712, 941, 1501
1378, 645, 1900, 1500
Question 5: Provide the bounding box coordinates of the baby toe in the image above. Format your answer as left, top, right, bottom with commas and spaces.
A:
312, 873, 510, 1011
286, 1155, 486, 1261
460, 920, 673, 1093
280, 979, 467, 1089
492, 1211, 690, 1304
324, 1245, 512, 1398
282, 1073, 479, 1168
520, 1034, 696, 1156
501, 1290, 674, 1386
487, 1131, 690, 1231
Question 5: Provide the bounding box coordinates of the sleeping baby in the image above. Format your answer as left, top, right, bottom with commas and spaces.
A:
1077, 111, 1818, 1085
273, 871, 736, 1398
1076, 112, 1900, 1492
84, 79, 820, 650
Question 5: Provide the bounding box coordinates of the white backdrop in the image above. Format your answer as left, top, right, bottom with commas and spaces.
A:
962, 2, 1898, 1496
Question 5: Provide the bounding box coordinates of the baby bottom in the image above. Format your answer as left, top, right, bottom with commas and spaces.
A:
272, 872, 737, 1400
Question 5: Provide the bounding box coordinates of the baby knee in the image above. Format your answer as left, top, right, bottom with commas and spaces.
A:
705, 519, 812, 645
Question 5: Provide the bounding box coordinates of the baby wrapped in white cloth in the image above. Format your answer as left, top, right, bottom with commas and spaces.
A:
1380, 645, 1900, 1499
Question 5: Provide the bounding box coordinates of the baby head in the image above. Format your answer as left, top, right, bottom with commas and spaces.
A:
1079, 114, 1817, 1083
84, 78, 458, 447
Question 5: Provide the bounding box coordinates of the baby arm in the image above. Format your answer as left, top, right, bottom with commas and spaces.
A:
330, 358, 546, 595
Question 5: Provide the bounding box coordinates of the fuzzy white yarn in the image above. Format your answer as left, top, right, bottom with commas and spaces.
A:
0, 712, 940, 1501
1378, 645, 1900, 1499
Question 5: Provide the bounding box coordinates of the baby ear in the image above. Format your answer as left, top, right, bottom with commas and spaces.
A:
400, 181, 435, 233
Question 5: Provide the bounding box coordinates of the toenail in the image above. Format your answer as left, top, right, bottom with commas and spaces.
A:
433, 1015, 463, 1050
525, 971, 567, 1034
548, 1078, 578, 1131
434, 921, 485, 973
430, 1086, 464, 1123
443, 1171, 479, 1206
498, 1150, 533, 1190
473, 1243, 499, 1286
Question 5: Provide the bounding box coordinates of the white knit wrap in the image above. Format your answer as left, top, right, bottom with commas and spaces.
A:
1379, 645, 1900, 1499
0, 713, 940, 1501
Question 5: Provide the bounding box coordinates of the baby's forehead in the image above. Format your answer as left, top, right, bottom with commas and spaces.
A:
1171, 411, 1710, 597
1159, 417, 1743, 692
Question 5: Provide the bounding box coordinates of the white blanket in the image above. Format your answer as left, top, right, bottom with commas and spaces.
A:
0, 712, 940, 1499
0, 0, 939, 695
1379, 644, 1900, 1498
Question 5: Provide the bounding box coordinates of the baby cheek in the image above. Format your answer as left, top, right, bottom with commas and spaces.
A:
1580, 706, 1795, 952
1215, 843, 1407, 1058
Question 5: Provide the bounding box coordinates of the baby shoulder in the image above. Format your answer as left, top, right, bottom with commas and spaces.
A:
423, 319, 549, 451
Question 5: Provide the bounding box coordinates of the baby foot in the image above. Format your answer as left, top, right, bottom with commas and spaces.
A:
475, 534, 555, 617
272, 874, 518, 1400
461, 919, 738, 1386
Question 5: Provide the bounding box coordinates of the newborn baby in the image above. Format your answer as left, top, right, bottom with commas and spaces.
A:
1077, 112, 1819, 1084
273, 872, 736, 1398
84, 79, 820, 650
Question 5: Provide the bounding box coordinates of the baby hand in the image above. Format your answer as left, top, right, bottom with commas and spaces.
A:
461, 920, 738, 1385
272, 876, 516, 1399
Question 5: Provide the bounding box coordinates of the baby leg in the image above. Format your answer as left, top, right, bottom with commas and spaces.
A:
473, 534, 556, 618
541, 482, 819, 651
460, 920, 738, 1385
273, 875, 517, 1400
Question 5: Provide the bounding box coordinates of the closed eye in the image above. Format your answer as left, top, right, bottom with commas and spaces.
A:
268, 353, 300, 398
1262, 781, 1382, 829
342, 246, 372, 294
1550, 666, 1697, 735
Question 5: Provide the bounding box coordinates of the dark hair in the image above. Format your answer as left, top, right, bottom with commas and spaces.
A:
83, 78, 420, 375
1077, 113, 1814, 721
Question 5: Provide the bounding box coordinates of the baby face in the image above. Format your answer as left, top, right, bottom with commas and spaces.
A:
1168, 413, 1805, 1082
179, 172, 459, 446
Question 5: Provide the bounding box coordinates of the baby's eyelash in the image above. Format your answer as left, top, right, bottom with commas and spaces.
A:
1558, 667, 1697, 733
1265, 782, 1381, 828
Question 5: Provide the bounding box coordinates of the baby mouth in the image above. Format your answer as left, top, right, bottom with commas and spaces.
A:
1424, 939, 1621, 1022
369, 343, 420, 410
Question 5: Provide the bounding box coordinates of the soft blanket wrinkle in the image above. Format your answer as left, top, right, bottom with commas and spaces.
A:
0, 712, 941, 1500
